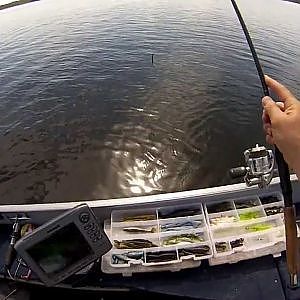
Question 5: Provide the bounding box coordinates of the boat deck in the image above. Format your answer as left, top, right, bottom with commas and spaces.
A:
1, 177, 300, 299
1, 222, 300, 299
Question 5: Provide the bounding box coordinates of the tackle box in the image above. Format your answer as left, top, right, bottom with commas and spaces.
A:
205, 192, 285, 265
101, 204, 212, 276
101, 192, 287, 275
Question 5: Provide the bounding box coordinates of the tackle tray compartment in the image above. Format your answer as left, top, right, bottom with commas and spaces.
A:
101, 192, 288, 275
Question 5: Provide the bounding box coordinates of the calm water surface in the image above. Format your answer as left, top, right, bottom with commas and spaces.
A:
0, 0, 300, 204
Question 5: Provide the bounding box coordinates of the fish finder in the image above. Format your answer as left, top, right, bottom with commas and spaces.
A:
15, 204, 112, 286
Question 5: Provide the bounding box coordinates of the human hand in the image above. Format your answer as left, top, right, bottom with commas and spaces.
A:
262, 75, 300, 174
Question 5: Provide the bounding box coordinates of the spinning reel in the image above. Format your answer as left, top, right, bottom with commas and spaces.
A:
230, 144, 275, 188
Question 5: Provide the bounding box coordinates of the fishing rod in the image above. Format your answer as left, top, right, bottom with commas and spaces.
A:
231, 0, 299, 288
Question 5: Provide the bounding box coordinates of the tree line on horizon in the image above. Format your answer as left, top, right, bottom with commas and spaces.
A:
0, 0, 38, 11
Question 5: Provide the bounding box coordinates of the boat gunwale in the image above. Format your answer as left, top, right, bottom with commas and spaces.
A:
0, 175, 297, 213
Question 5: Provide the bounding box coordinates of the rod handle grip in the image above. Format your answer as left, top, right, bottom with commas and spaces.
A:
284, 206, 299, 277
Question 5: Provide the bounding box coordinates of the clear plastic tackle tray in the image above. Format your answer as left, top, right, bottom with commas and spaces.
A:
101, 204, 212, 275
205, 192, 285, 265
101, 192, 286, 275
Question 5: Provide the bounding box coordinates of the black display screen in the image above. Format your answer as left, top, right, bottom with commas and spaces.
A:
28, 223, 93, 276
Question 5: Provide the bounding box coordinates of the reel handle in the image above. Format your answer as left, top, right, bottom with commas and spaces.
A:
229, 167, 247, 179
229, 167, 278, 181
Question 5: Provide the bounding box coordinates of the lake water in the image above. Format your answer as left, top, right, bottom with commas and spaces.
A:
0, 0, 300, 204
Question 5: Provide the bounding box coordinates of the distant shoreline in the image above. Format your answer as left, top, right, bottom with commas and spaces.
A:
0, 0, 299, 11
0, 0, 38, 11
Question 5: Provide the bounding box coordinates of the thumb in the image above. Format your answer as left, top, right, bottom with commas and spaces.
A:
262, 96, 284, 122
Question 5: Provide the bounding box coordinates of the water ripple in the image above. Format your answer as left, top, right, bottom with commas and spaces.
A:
0, 0, 299, 204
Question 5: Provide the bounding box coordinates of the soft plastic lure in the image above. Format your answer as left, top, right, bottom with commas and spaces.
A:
239, 211, 261, 221
123, 227, 156, 233
178, 245, 210, 257
245, 224, 272, 232
112, 251, 144, 264
215, 242, 228, 252
230, 238, 244, 248
160, 220, 202, 232
163, 233, 203, 246
122, 214, 156, 222
114, 239, 157, 249
146, 251, 177, 263
264, 206, 284, 216
235, 200, 258, 209
159, 208, 201, 219
210, 216, 237, 226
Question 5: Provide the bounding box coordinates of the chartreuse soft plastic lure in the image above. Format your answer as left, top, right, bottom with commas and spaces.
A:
245, 223, 272, 232
239, 211, 261, 221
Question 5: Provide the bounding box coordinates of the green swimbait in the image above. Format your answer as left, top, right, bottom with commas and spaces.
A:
239, 211, 261, 221
245, 224, 272, 232
163, 233, 204, 246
